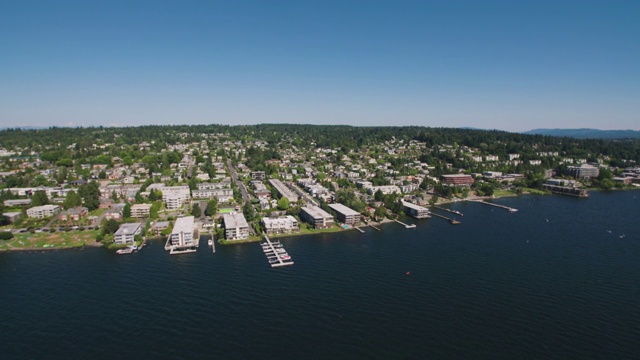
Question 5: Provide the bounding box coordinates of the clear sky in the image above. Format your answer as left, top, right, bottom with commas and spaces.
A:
1, 0, 638, 131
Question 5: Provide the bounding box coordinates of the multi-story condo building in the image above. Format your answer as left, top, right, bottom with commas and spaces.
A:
441, 174, 474, 186
223, 213, 250, 240
328, 203, 361, 226
130, 203, 152, 218
113, 222, 142, 244
402, 201, 430, 219
251, 171, 266, 180
262, 216, 299, 235
567, 164, 600, 179
300, 205, 334, 229
169, 216, 196, 248
192, 188, 233, 202
26, 205, 61, 219
162, 186, 191, 210
366, 185, 401, 195
268, 179, 299, 203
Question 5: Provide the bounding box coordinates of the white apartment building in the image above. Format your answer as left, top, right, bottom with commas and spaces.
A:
223, 213, 250, 240
114, 222, 142, 244
262, 216, 299, 235
26, 205, 61, 219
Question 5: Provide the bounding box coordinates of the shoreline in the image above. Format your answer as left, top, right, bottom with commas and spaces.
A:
4, 188, 638, 252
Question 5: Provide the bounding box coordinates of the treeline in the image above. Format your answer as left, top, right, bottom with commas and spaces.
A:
1, 124, 639, 164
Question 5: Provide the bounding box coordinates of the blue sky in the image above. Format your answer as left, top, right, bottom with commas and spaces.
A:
1, 0, 638, 131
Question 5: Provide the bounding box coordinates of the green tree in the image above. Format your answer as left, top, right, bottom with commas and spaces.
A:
64, 190, 83, 209
192, 202, 202, 217
78, 182, 100, 211
205, 198, 218, 217
277, 196, 290, 210
31, 190, 49, 206
150, 201, 162, 219
123, 202, 131, 219
243, 202, 254, 221
374, 205, 387, 219
102, 218, 120, 235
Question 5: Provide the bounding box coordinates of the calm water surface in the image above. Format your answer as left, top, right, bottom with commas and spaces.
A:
1, 191, 639, 359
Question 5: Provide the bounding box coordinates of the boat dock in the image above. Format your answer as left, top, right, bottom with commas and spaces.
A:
469, 199, 518, 212
354, 226, 365, 233
432, 206, 464, 217
369, 224, 381, 231
261, 235, 293, 268
430, 212, 461, 225
394, 219, 416, 228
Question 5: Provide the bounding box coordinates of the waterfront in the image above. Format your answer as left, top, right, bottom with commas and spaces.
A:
1, 191, 639, 359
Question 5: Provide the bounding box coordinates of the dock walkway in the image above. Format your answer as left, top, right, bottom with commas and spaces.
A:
432, 206, 464, 217
430, 212, 461, 225
261, 235, 294, 268
394, 219, 416, 228
468, 199, 518, 212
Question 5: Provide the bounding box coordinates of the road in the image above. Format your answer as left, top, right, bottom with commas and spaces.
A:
226, 159, 251, 205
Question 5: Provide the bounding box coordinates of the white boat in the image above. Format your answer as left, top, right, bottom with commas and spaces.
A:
116, 247, 133, 254
280, 255, 291, 260
208, 239, 213, 246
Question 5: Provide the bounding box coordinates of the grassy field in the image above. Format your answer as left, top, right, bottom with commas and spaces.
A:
0, 230, 101, 251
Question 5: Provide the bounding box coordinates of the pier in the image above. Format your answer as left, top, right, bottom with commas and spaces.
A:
369, 224, 381, 231
432, 206, 464, 217
394, 219, 416, 228
261, 235, 294, 268
430, 212, 461, 225
354, 226, 365, 233
468, 199, 518, 212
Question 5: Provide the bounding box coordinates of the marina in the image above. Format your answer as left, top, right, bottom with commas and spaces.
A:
261, 235, 294, 268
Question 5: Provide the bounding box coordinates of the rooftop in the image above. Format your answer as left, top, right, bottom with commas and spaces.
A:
328, 203, 360, 216
223, 212, 249, 229
172, 216, 195, 234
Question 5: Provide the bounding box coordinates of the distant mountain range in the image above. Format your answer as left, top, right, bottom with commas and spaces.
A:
524, 128, 640, 139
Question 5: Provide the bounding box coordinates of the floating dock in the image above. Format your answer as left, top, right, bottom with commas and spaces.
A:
432, 206, 464, 217
261, 235, 293, 268
394, 219, 416, 228
468, 199, 518, 212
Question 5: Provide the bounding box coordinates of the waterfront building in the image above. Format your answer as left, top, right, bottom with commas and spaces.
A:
114, 222, 142, 245
300, 205, 334, 229
26, 204, 61, 219
169, 216, 197, 248
268, 179, 299, 203
131, 203, 152, 218
566, 164, 600, 179
328, 203, 361, 226
223, 213, 250, 240
262, 216, 299, 235
441, 174, 474, 186
402, 201, 430, 219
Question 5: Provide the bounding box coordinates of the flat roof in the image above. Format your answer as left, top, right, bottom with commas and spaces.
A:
172, 216, 194, 234
131, 203, 152, 209
223, 213, 249, 228
402, 201, 428, 211
301, 205, 333, 220
115, 222, 142, 235
328, 203, 360, 216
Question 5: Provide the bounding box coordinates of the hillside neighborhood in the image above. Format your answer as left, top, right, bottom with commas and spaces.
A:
1, 125, 639, 250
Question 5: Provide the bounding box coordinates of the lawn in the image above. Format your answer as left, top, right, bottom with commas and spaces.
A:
0, 230, 101, 251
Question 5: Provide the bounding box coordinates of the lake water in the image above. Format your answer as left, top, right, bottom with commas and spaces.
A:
1, 191, 639, 359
